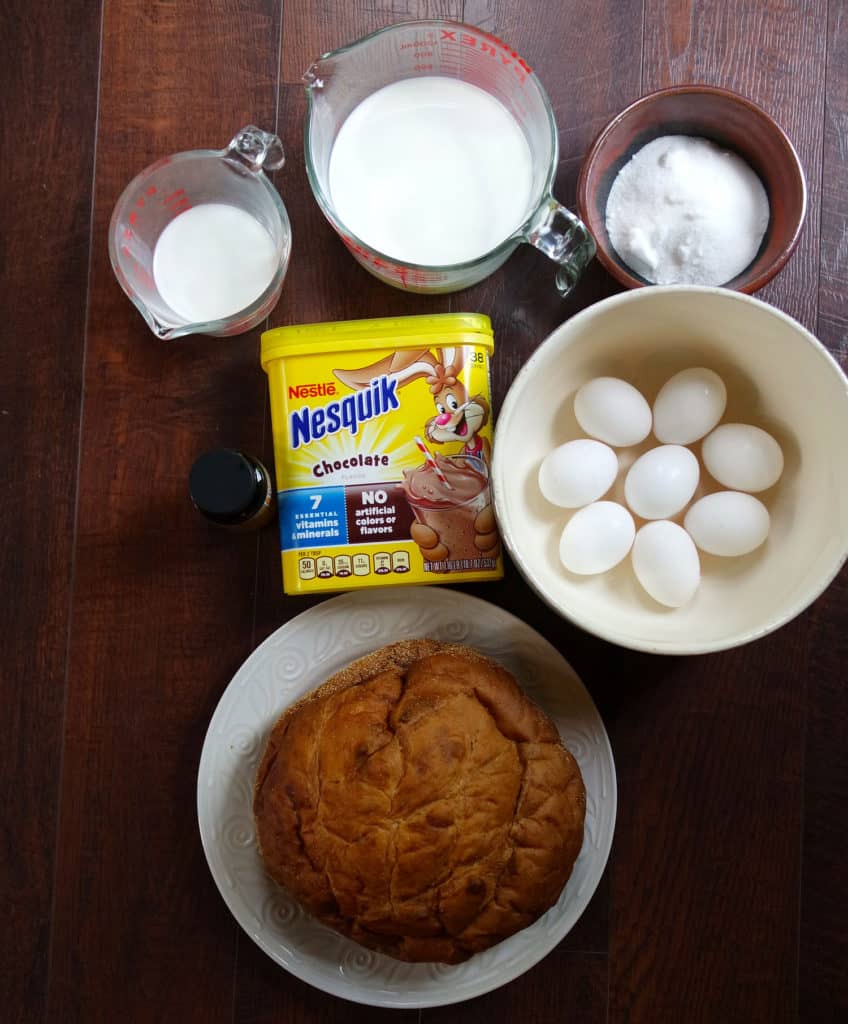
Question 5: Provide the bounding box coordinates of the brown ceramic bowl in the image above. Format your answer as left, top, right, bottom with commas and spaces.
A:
576, 85, 807, 293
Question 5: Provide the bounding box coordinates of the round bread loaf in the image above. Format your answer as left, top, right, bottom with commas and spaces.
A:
253, 639, 586, 964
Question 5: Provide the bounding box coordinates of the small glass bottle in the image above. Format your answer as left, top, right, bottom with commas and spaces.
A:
189, 449, 276, 531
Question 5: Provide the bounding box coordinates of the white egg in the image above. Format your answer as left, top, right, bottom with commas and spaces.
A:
559, 501, 635, 575
632, 520, 701, 607
624, 445, 700, 519
573, 377, 652, 447
652, 367, 727, 444
684, 491, 770, 556
538, 439, 618, 508
702, 423, 784, 492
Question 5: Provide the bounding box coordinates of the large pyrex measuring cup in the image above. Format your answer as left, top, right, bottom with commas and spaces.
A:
109, 127, 291, 339
304, 21, 595, 296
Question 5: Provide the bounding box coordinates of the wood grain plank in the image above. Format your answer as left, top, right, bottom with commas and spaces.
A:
45, 2, 281, 1021
605, 630, 809, 1023
603, 6, 829, 1019
0, 1, 101, 1021
817, 0, 848, 368
422, 951, 607, 1024
642, 0, 827, 331
800, 2, 848, 1018
798, 575, 848, 1022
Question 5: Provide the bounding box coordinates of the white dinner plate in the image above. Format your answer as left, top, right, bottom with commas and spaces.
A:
197, 588, 616, 1008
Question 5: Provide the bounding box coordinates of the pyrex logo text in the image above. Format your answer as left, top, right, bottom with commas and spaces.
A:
399, 29, 532, 83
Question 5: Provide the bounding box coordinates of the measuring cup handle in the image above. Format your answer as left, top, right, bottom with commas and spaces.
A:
525, 195, 596, 297
225, 126, 285, 173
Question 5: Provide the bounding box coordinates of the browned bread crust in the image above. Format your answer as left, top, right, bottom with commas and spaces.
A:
253, 639, 586, 964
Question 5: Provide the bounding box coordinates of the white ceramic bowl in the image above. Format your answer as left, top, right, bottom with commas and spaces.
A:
492, 287, 848, 654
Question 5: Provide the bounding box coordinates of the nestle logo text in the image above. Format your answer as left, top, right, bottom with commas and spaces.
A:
288, 382, 337, 399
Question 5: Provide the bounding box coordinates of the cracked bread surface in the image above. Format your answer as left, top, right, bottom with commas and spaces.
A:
252, 639, 586, 964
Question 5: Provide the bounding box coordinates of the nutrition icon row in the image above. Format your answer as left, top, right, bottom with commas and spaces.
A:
297, 550, 410, 581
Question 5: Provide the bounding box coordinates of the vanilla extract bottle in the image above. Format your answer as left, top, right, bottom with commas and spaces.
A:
189, 449, 276, 531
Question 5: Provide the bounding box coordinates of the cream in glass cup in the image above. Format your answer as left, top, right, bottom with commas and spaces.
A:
109, 126, 291, 339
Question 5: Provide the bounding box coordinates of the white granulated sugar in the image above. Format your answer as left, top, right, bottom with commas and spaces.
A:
605, 135, 770, 286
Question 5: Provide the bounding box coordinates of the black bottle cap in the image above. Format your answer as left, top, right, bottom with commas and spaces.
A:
189, 449, 263, 523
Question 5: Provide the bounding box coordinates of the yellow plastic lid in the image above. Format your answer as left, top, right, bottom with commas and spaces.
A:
261, 313, 493, 369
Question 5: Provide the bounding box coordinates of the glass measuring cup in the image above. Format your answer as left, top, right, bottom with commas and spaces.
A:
109, 127, 291, 339
303, 21, 595, 296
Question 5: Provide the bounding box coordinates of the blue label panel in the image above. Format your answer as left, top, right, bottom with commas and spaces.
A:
278, 486, 348, 551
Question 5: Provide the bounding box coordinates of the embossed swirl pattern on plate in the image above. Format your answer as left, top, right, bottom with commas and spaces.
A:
225, 724, 261, 760
436, 618, 471, 642
350, 609, 383, 641
274, 644, 309, 682
221, 815, 255, 851
198, 588, 616, 1009
339, 946, 384, 980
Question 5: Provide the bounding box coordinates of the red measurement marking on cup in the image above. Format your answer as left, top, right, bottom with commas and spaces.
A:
340, 232, 410, 285
420, 27, 532, 83
122, 186, 190, 262
164, 189, 191, 214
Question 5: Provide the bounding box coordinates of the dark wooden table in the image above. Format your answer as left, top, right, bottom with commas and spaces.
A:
3, 1, 846, 1021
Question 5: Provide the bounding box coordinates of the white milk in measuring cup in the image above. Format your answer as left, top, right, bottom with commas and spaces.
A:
328, 77, 533, 266
304, 21, 595, 295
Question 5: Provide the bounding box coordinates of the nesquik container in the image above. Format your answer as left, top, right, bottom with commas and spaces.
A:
260, 314, 502, 594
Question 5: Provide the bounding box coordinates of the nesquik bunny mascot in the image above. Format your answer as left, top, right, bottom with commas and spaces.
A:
334, 347, 500, 562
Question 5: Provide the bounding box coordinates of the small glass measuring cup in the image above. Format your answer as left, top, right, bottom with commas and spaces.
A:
303, 21, 595, 296
109, 127, 291, 339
